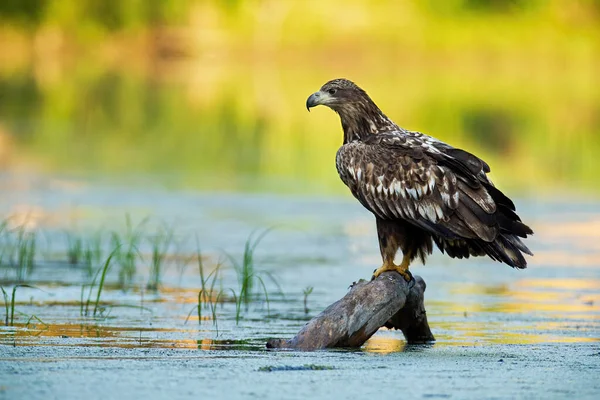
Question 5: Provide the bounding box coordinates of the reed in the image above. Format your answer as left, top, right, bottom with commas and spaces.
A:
111, 215, 148, 290
303, 286, 314, 314
146, 223, 174, 291
1, 284, 41, 326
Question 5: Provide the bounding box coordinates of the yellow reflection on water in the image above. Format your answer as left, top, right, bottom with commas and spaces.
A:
515, 278, 600, 291
0, 322, 260, 351
1, 322, 203, 349
363, 324, 600, 353
446, 277, 599, 317
434, 331, 600, 346
154, 285, 224, 306
363, 334, 406, 354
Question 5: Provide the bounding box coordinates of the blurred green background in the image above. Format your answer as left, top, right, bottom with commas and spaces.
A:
0, 0, 598, 196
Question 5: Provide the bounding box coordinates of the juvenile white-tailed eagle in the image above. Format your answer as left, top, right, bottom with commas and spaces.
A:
306, 79, 533, 282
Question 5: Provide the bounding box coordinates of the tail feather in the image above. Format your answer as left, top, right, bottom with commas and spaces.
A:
484, 181, 533, 266
505, 234, 533, 256
497, 212, 533, 238
433, 232, 532, 269
489, 234, 528, 269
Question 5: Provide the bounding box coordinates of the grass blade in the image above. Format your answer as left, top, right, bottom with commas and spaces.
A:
93, 247, 120, 316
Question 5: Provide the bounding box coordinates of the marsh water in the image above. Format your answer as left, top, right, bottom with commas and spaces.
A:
1, 174, 599, 399
1, 4, 600, 396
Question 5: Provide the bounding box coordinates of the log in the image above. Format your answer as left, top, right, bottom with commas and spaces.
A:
266, 272, 434, 350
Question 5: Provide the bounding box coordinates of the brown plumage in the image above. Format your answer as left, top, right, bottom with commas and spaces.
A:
306, 78, 533, 281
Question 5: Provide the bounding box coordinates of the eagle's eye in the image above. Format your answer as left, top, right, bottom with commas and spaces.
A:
328, 88, 337, 95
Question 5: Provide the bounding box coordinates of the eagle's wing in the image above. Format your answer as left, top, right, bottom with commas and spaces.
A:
336, 131, 533, 267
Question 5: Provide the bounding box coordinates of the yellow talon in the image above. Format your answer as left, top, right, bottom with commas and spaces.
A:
371, 256, 413, 282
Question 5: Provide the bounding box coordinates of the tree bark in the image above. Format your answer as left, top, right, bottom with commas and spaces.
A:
266, 272, 434, 350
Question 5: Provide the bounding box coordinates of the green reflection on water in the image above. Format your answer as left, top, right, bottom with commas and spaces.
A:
0, 2, 599, 196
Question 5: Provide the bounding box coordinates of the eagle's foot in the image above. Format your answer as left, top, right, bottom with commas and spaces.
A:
399, 268, 413, 284
371, 262, 413, 283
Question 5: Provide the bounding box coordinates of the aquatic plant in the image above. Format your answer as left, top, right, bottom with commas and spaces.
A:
18, 229, 36, 282
146, 223, 174, 291
303, 286, 314, 314
65, 231, 84, 265
186, 241, 224, 333
1, 216, 288, 334
0, 233, 17, 270
82, 244, 94, 277
226, 229, 283, 324
0, 219, 9, 266
110, 215, 148, 290
174, 238, 193, 286
1, 284, 41, 326
0, 286, 10, 326
82, 230, 105, 277
63, 230, 106, 277
197, 242, 219, 306
81, 247, 120, 317
186, 230, 283, 329
88, 230, 104, 264
0, 225, 38, 282
229, 230, 276, 302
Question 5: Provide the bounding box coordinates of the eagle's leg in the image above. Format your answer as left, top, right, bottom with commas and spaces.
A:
371, 253, 413, 282
372, 218, 413, 282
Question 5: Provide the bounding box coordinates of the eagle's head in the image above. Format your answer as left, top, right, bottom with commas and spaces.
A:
306, 78, 396, 143
306, 78, 369, 113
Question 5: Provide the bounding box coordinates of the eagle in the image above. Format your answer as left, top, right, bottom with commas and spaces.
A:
306, 78, 533, 282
